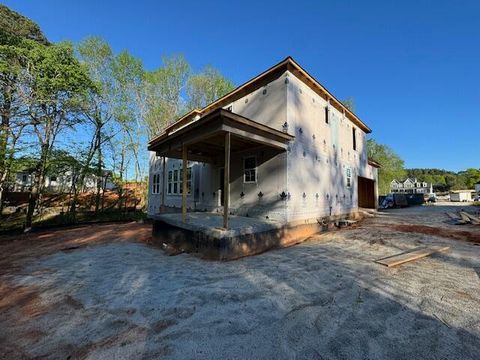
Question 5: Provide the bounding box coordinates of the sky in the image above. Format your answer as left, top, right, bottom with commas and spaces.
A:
3, 0, 479, 172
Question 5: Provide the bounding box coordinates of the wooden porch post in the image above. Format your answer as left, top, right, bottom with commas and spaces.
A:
182, 145, 187, 223
161, 156, 166, 212
223, 132, 231, 229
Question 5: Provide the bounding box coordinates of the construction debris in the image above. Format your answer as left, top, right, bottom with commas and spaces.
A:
375, 245, 450, 267
459, 211, 480, 225
337, 219, 357, 227
446, 211, 480, 225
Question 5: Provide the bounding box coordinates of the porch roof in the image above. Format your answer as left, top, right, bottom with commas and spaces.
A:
148, 108, 294, 163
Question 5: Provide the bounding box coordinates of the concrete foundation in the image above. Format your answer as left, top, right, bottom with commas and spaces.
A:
151, 212, 359, 260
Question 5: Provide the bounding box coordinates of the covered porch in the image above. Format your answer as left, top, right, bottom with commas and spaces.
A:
148, 108, 294, 230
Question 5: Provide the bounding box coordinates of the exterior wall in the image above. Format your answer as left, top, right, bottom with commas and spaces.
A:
148, 70, 374, 223
284, 71, 372, 222
148, 72, 289, 222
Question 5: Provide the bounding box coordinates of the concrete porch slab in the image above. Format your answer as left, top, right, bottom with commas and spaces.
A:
150, 212, 283, 239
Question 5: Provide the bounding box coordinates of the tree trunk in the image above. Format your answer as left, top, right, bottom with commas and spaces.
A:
0, 84, 12, 212
25, 143, 48, 228
117, 143, 126, 210
94, 132, 102, 214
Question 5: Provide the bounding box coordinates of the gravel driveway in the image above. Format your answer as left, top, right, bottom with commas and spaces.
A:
1, 206, 479, 359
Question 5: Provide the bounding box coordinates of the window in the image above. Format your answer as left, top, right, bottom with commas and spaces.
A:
22, 174, 28, 182
352, 127, 357, 151
50, 176, 57, 182
167, 168, 191, 195
167, 171, 172, 194
244, 156, 257, 183
346, 168, 352, 188
173, 170, 178, 194
152, 173, 161, 194
325, 106, 329, 124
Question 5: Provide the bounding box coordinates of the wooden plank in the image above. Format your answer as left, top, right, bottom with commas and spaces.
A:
460, 211, 480, 225
445, 212, 460, 220
223, 132, 230, 229
459, 212, 472, 223
375, 246, 450, 267
182, 145, 187, 223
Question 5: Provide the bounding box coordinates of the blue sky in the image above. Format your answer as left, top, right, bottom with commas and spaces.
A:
3, 0, 479, 171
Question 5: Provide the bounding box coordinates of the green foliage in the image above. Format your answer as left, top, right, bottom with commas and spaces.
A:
367, 139, 406, 195
0, 4, 48, 45
341, 97, 356, 112
187, 65, 235, 110
406, 168, 480, 192
142, 54, 190, 136
141, 56, 234, 137
27, 41, 92, 102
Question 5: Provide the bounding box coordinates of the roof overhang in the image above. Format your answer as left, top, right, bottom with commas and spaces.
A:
149, 56, 372, 145
148, 108, 294, 163
368, 159, 382, 168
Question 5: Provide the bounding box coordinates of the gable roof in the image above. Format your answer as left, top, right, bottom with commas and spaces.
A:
149, 56, 372, 145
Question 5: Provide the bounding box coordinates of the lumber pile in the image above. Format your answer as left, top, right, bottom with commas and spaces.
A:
375, 245, 450, 267
445, 211, 480, 225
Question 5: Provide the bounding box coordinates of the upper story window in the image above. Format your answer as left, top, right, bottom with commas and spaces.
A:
352, 127, 357, 151
22, 174, 28, 182
325, 106, 329, 124
244, 156, 257, 183
346, 168, 352, 188
167, 168, 191, 195
152, 173, 161, 194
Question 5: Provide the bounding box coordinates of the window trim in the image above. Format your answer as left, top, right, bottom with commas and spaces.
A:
167, 167, 192, 195
152, 173, 161, 194
243, 156, 257, 183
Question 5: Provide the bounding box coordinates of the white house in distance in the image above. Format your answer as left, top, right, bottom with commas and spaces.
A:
147, 57, 379, 229
13, 170, 115, 193
390, 178, 431, 194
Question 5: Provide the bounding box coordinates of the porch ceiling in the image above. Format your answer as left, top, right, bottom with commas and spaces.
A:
148, 108, 294, 163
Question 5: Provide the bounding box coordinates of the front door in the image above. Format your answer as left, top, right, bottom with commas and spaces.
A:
219, 168, 224, 206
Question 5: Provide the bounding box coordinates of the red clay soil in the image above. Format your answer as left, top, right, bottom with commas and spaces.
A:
381, 224, 480, 244
0, 222, 152, 276
0, 222, 152, 357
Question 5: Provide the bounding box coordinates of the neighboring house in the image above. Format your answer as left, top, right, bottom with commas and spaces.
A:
475, 183, 480, 193
147, 57, 379, 227
449, 190, 474, 202
390, 178, 431, 194
13, 170, 115, 193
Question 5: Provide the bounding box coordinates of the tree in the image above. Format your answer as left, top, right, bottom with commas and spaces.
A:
141, 55, 190, 137
0, 5, 49, 210
458, 168, 480, 189
0, 5, 48, 45
23, 41, 92, 227
367, 139, 406, 195
187, 65, 235, 110
341, 97, 356, 112
74, 37, 117, 215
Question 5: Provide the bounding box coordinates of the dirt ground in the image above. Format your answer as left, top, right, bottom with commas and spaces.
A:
1, 205, 479, 359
